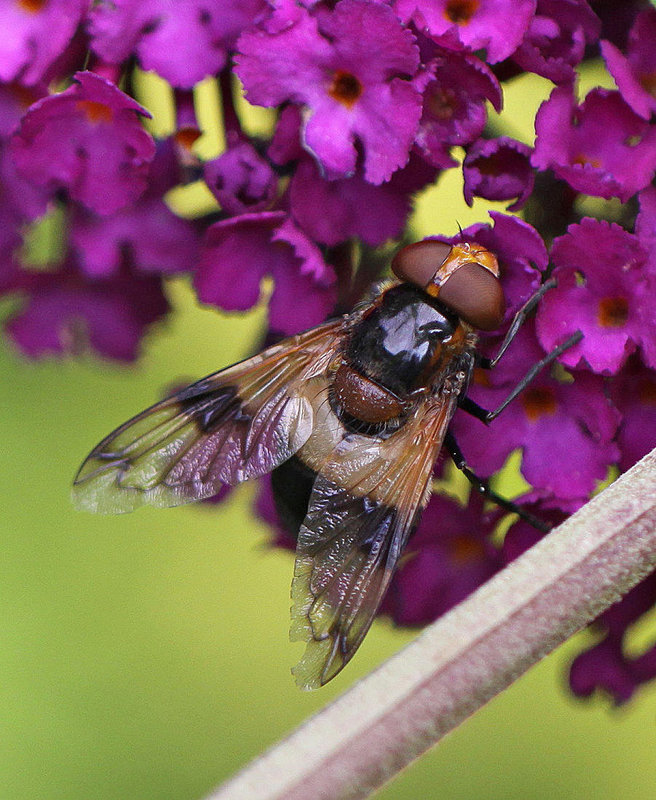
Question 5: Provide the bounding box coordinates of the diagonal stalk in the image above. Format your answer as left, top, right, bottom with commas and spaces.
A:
205, 447, 656, 800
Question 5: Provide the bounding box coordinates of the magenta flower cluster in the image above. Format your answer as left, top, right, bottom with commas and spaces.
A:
3, 0, 656, 703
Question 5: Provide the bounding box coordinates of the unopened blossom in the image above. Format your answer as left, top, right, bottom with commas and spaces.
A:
236, 0, 422, 184
414, 47, 502, 168
10, 71, 155, 215
204, 140, 278, 215
512, 0, 600, 84
463, 137, 534, 211
195, 211, 337, 334
532, 87, 656, 202
536, 218, 656, 374
601, 8, 656, 121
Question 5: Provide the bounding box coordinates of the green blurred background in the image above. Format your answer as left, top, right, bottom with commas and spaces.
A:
2, 66, 656, 800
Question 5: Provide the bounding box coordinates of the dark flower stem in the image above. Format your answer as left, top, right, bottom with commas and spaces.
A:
206, 446, 656, 800
218, 68, 243, 141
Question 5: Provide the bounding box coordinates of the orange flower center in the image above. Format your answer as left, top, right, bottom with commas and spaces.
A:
598, 296, 629, 327
449, 534, 485, 564
18, 0, 47, 12
521, 386, 557, 422
445, 0, 480, 24
328, 70, 363, 109
427, 86, 457, 119
76, 100, 113, 124
639, 379, 656, 405
175, 126, 202, 150
639, 71, 656, 98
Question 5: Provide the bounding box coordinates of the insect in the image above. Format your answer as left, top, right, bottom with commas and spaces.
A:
72, 239, 580, 689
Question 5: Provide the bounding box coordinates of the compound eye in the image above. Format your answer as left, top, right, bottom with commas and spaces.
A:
392, 238, 505, 331
391, 240, 452, 287
439, 261, 505, 331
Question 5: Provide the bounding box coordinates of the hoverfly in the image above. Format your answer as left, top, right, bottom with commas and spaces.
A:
72, 239, 579, 689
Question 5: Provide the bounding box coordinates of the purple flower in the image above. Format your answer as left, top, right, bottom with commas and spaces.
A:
271, 107, 436, 246
255, 475, 298, 552
636, 185, 656, 294
536, 218, 656, 374
450, 320, 620, 501
0, 83, 46, 138
195, 211, 337, 335
608, 357, 656, 474
414, 47, 502, 168
10, 71, 155, 215
204, 140, 278, 216
462, 137, 534, 211
4, 263, 169, 362
381, 493, 502, 627
601, 9, 656, 121
395, 0, 537, 63
288, 157, 410, 247
70, 198, 199, 278
236, 0, 422, 184
89, 0, 267, 89
532, 86, 656, 202
0, 0, 88, 86
512, 0, 600, 84
68, 137, 199, 278
570, 573, 656, 704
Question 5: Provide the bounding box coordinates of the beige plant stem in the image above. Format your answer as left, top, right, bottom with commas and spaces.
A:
206, 447, 656, 800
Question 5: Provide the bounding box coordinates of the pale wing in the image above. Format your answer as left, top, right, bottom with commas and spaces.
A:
72, 320, 344, 514
290, 394, 458, 689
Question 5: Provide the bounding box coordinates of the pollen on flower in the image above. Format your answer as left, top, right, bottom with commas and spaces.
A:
445, 0, 480, 25
598, 296, 629, 327
521, 386, 557, 422
75, 100, 113, 124
328, 70, 363, 109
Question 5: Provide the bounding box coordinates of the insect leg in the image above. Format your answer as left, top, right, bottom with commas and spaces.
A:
483, 331, 583, 422
479, 278, 559, 370
444, 432, 551, 533
457, 395, 489, 423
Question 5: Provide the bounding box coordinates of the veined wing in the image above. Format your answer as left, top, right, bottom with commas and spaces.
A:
72, 320, 344, 514
290, 391, 459, 689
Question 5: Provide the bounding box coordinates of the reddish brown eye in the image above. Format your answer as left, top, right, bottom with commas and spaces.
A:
392, 238, 505, 331
391, 240, 452, 287
439, 261, 505, 331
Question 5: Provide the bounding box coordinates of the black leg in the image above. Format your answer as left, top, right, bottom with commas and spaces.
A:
463, 277, 583, 422
481, 278, 559, 370
445, 432, 551, 533
487, 332, 583, 422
